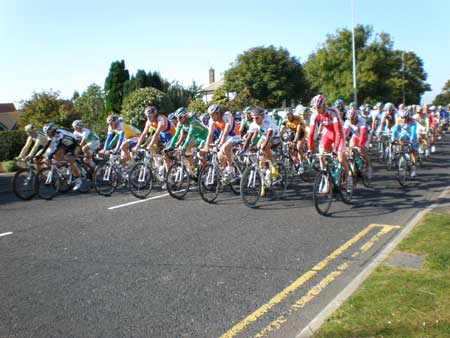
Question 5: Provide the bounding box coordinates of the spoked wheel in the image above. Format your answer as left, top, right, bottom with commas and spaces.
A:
129, 162, 153, 199
198, 164, 221, 203
94, 163, 118, 196
240, 165, 263, 208
339, 172, 354, 204
384, 146, 393, 171
313, 172, 333, 216
12, 169, 37, 200
376, 142, 384, 164
397, 156, 411, 187
77, 163, 93, 193
228, 162, 242, 195
269, 163, 288, 199
360, 161, 372, 188
166, 162, 190, 200
35, 167, 60, 200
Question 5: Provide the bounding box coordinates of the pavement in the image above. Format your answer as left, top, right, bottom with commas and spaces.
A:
1, 139, 449, 338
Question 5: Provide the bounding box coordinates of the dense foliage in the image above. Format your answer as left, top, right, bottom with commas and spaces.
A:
433, 80, 450, 106
0, 130, 27, 161
73, 84, 107, 137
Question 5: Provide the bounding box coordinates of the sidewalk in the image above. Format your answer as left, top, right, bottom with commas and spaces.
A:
308, 207, 450, 338
0, 172, 14, 193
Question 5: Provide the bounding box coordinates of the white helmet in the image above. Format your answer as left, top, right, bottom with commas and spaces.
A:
295, 104, 306, 116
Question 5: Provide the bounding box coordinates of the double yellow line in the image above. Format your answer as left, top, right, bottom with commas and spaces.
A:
220, 224, 400, 338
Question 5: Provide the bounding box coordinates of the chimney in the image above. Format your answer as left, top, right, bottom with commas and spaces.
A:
209, 67, 215, 84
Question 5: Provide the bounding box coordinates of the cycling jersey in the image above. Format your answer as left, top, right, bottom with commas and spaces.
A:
146, 114, 176, 144
391, 120, 417, 150
282, 116, 305, 132
73, 128, 100, 144
379, 111, 396, 133
344, 117, 369, 147
248, 115, 279, 136
104, 122, 141, 152
45, 129, 79, 159
18, 131, 48, 158
168, 117, 208, 150
209, 114, 241, 137
308, 107, 345, 153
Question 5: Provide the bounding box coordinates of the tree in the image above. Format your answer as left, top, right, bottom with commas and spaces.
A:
74, 84, 106, 137
212, 87, 229, 107
104, 60, 130, 114
121, 87, 166, 129
432, 79, 450, 106
71, 90, 80, 101
304, 25, 430, 105
187, 100, 208, 115
224, 45, 308, 108
160, 84, 194, 114
20, 90, 78, 130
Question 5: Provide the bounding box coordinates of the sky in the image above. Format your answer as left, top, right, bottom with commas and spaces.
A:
1, 0, 449, 106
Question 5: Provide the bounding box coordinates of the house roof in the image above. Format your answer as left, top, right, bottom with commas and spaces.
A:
0, 103, 19, 130
202, 78, 224, 93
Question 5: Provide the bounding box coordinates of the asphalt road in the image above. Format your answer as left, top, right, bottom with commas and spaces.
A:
1, 139, 450, 338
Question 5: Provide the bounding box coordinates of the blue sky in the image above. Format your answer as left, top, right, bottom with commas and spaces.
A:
1, 0, 449, 105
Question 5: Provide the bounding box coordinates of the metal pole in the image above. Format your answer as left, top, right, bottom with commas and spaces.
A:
351, 0, 357, 105
402, 51, 405, 105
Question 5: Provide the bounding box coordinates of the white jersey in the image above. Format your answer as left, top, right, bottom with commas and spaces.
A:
248, 115, 279, 137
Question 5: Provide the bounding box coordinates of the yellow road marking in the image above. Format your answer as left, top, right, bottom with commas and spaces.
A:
220, 224, 401, 338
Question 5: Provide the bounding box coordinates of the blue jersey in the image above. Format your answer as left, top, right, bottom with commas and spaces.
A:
391, 121, 417, 150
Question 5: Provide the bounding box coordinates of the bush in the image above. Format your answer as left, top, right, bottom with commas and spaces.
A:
0, 160, 16, 173
0, 130, 27, 161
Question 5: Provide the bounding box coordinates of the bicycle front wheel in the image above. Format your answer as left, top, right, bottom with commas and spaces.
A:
94, 163, 118, 196
240, 165, 262, 208
166, 162, 190, 199
269, 163, 288, 199
12, 168, 37, 200
35, 167, 60, 200
313, 172, 333, 216
198, 164, 221, 203
397, 155, 410, 187
129, 162, 153, 199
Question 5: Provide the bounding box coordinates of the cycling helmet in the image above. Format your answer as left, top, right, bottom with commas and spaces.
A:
295, 104, 306, 115
269, 109, 279, 117
399, 109, 410, 118
349, 102, 357, 109
144, 106, 158, 117
225, 111, 236, 117
72, 120, 83, 129
311, 94, 326, 109
438, 105, 443, 111
201, 114, 210, 124
107, 114, 119, 124
243, 106, 253, 114
334, 99, 344, 110
251, 107, 265, 117
207, 104, 221, 115
189, 111, 198, 118
235, 111, 242, 120
374, 102, 383, 110
24, 124, 34, 132
429, 105, 436, 111
174, 107, 188, 119
168, 113, 177, 122
43, 122, 56, 133
346, 107, 358, 120
285, 108, 294, 116
384, 102, 394, 111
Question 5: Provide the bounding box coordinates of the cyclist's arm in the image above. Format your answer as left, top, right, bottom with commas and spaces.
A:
204, 121, 215, 149
149, 123, 163, 147
391, 125, 400, 143
113, 131, 125, 153
410, 123, 417, 149
18, 137, 33, 159
307, 123, 316, 151
103, 132, 114, 151
332, 120, 343, 153
28, 138, 44, 158
218, 123, 231, 147
136, 124, 149, 148
167, 123, 182, 149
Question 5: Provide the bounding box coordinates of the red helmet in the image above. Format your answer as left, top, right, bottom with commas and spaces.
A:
311, 95, 327, 109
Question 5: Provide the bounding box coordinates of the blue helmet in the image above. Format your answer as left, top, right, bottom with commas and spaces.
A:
174, 107, 188, 119
334, 99, 344, 110
207, 104, 221, 115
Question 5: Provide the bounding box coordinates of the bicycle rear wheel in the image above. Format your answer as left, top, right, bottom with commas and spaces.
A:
339, 172, 354, 204
12, 168, 36, 200
228, 161, 242, 195
313, 172, 333, 216
35, 167, 60, 200
129, 162, 153, 199
269, 163, 288, 199
198, 164, 221, 203
76, 163, 93, 193
94, 163, 118, 196
166, 162, 190, 199
240, 165, 262, 208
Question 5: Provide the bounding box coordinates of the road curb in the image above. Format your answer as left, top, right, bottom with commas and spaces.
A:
295, 185, 450, 338
0, 173, 14, 193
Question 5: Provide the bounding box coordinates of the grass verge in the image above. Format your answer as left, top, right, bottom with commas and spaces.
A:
314, 212, 450, 338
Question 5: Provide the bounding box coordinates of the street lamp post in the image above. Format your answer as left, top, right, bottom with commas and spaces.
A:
351, 0, 357, 105
402, 51, 405, 105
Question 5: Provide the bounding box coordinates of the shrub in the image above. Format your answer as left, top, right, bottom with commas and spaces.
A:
0, 160, 16, 173
0, 130, 27, 161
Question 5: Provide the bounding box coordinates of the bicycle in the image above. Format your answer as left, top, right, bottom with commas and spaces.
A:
165, 149, 198, 200
376, 131, 393, 170
239, 150, 287, 208
12, 159, 40, 200
392, 140, 416, 187
347, 147, 372, 188
93, 153, 129, 196
312, 153, 354, 216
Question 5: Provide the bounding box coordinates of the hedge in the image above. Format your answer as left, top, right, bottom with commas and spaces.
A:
0, 130, 27, 161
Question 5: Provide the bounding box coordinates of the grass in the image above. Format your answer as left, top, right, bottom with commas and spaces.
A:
0, 160, 16, 173
314, 212, 450, 338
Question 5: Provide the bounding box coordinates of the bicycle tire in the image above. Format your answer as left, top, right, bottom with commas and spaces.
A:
313, 172, 333, 216
269, 163, 288, 199
240, 165, 262, 208
12, 168, 36, 200
35, 167, 60, 200
94, 163, 118, 196
198, 164, 221, 203
166, 162, 190, 200
129, 162, 153, 199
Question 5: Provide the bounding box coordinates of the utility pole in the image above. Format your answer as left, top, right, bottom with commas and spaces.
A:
402, 51, 406, 105
351, 0, 357, 105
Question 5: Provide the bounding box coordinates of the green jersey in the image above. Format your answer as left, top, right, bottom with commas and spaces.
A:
168, 117, 208, 149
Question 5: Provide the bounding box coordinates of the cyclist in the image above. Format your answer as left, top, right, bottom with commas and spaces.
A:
17, 124, 48, 164
202, 104, 241, 177
370, 102, 384, 136
334, 99, 346, 121
344, 106, 373, 178
166, 107, 208, 167
239, 106, 253, 136
279, 107, 306, 168
378, 102, 396, 135
307, 94, 353, 192
414, 105, 430, 157
72, 120, 100, 168
269, 109, 283, 128
423, 104, 436, 153
391, 109, 418, 177
41, 122, 82, 190
101, 114, 140, 165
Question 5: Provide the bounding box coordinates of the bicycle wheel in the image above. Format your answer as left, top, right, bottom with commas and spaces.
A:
360, 161, 372, 188
313, 172, 333, 216
166, 162, 190, 199
129, 162, 153, 199
339, 172, 354, 204
228, 162, 242, 195
240, 165, 262, 208
94, 163, 118, 196
397, 155, 410, 187
198, 164, 221, 203
376, 142, 384, 164
35, 167, 60, 200
12, 168, 36, 200
269, 163, 288, 199
76, 163, 93, 193
384, 146, 393, 171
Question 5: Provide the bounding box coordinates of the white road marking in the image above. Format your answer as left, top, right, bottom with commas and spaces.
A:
0, 232, 13, 237
108, 193, 170, 210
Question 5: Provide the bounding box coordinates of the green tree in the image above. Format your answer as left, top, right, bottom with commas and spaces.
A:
224, 45, 308, 108
74, 84, 106, 137
432, 79, 450, 106
160, 84, 194, 114
187, 100, 208, 115
121, 87, 166, 129
187, 81, 203, 100
212, 87, 229, 107
304, 25, 430, 105
20, 90, 78, 130
104, 60, 130, 114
